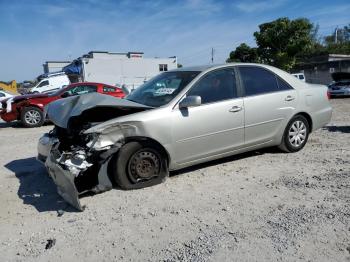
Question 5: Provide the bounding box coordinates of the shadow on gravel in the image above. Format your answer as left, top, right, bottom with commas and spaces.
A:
4, 157, 77, 213
0, 121, 22, 128
324, 125, 350, 133
171, 147, 281, 177
0, 121, 52, 128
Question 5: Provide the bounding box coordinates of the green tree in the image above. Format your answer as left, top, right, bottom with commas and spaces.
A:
253, 17, 314, 71
226, 43, 259, 63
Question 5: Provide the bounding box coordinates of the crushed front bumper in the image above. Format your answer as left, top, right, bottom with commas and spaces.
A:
44, 143, 114, 211
46, 151, 84, 210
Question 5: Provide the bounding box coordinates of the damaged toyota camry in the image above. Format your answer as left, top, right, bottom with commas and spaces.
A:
38, 64, 332, 210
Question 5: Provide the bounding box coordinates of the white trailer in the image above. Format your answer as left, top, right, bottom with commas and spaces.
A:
63, 51, 177, 91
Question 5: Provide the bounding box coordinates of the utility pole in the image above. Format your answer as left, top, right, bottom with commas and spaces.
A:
335, 27, 338, 44
211, 47, 214, 64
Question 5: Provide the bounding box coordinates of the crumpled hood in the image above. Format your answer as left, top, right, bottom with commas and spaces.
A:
46, 93, 152, 128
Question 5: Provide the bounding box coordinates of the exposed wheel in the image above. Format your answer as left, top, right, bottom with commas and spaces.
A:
111, 141, 168, 189
21, 106, 44, 127
279, 115, 310, 153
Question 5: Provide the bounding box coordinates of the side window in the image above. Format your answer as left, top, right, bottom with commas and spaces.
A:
69, 85, 97, 96
239, 66, 279, 96
38, 80, 49, 87
0, 93, 4, 97
103, 86, 116, 92
187, 68, 237, 104
276, 77, 293, 91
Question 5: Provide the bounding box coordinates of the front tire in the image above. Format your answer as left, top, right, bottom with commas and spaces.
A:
21, 106, 44, 128
111, 142, 168, 189
279, 115, 310, 153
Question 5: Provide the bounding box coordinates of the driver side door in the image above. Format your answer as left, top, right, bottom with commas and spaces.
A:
171, 68, 245, 166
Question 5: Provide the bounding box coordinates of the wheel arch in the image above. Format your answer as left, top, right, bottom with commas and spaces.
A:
293, 112, 313, 132
124, 136, 171, 166
17, 103, 44, 114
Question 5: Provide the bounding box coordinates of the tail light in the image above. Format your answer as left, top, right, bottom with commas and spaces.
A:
327, 90, 331, 100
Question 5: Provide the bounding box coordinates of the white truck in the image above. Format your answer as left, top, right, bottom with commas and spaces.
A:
29, 72, 70, 94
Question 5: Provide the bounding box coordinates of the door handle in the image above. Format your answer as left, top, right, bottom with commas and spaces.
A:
229, 106, 243, 112
285, 95, 295, 101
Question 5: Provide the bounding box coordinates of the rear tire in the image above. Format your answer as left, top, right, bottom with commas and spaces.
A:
21, 106, 44, 128
279, 115, 310, 153
111, 141, 168, 190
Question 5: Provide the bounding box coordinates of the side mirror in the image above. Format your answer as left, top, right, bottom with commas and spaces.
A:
179, 96, 201, 109
61, 92, 69, 98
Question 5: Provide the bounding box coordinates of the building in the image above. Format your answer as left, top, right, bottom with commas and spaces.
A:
295, 54, 350, 84
62, 51, 177, 90
43, 61, 72, 74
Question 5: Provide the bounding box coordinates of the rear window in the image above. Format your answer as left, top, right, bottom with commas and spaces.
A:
335, 81, 350, 86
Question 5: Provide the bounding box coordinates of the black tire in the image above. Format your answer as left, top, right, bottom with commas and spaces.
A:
279, 115, 310, 153
111, 141, 168, 190
20, 106, 44, 128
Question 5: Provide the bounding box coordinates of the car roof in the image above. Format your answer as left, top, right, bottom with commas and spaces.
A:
170, 63, 283, 73
170, 63, 308, 89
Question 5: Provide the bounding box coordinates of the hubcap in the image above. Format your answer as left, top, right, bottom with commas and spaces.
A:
288, 120, 307, 147
128, 150, 160, 183
24, 110, 41, 125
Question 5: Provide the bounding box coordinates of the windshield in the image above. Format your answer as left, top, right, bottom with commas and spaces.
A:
126, 71, 200, 107
335, 81, 350, 86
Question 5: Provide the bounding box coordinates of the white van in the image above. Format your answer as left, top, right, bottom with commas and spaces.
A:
292, 73, 306, 82
30, 72, 70, 93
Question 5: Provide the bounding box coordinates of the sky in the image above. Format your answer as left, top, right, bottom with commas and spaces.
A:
0, 0, 349, 81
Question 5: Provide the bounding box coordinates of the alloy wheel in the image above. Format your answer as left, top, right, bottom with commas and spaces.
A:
24, 110, 41, 125
288, 120, 307, 147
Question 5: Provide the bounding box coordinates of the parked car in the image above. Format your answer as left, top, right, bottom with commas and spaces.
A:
29, 72, 70, 94
292, 73, 306, 82
328, 72, 350, 97
0, 82, 125, 127
37, 63, 332, 210
0, 90, 14, 102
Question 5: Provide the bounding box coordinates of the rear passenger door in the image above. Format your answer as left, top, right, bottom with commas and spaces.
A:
238, 66, 297, 146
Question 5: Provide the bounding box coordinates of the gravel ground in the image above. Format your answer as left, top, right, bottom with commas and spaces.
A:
0, 99, 349, 262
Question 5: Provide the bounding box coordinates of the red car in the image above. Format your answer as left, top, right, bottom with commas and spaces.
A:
0, 82, 125, 127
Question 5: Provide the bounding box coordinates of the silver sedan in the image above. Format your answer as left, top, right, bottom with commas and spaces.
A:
38, 64, 332, 210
